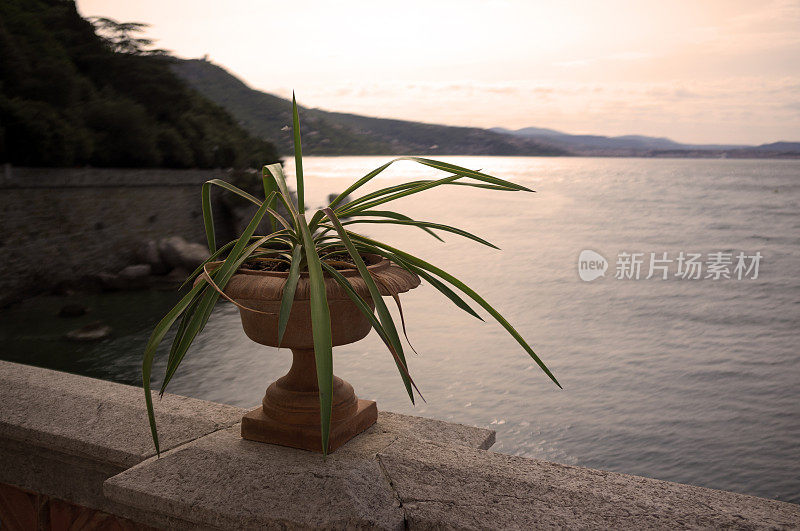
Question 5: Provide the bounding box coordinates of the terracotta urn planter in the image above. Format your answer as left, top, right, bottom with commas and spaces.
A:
220, 254, 419, 453
141, 104, 560, 460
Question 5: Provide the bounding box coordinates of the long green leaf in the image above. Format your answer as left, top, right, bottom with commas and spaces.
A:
382, 283, 421, 357
160, 233, 275, 396
328, 157, 530, 210
201, 182, 216, 253
328, 161, 393, 209
199, 177, 290, 254
337, 165, 530, 218
403, 262, 485, 322
204, 178, 263, 206
311, 157, 531, 230
277, 245, 302, 346
167, 288, 204, 370
338, 174, 465, 215
143, 281, 206, 456
344, 241, 485, 322
334, 179, 517, 216
177, 236, 291, 292
295, 211, 333, 454
265, 163, 300, 217
321, 263, 387, 339
332, 180, 436, 212
447, 181, 520, 191
288, 97, 333, 454
321, 262, 423, 398
202, 178, 293, 232
400, 156, 533, 192
292, 94, 305, 213
262, 165, 278, 233
344, 210, 443, 241
159, 198, 276, 394
322, 208, 415, 403
177, 240, 236, 292
348, 233, 561, 389
340, 218, 498, 249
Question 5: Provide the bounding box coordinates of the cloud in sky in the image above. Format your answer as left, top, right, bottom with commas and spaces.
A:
76, 0, 800, 144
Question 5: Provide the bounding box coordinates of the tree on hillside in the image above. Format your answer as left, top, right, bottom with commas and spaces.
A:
88, 17, 169, 56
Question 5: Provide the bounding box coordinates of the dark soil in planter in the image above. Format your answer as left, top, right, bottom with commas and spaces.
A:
241, 259, 291, 272
321, 254, 358, 268
240, 254, 369, 273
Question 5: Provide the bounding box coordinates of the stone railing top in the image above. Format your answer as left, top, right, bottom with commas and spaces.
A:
1, 360, 798, 530
105, 412, 495, 530
0, 360, 243, 469
379, 436, 800, 530
103, 421, 800, 530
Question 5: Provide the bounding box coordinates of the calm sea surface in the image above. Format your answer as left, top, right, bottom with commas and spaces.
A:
2, 157, 799, 503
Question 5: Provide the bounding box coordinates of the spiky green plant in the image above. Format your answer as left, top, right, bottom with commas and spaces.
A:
143, 95, 561, 456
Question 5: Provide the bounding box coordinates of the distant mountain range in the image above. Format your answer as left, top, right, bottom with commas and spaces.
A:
491, 127, 800, 158
173, 59, 800, 159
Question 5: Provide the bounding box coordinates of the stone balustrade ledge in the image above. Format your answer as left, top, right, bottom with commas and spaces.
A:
0, 360, 797, 529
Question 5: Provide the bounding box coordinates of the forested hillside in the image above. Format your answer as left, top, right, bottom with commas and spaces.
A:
0, 0, 278, 168
173, 59, 566, 157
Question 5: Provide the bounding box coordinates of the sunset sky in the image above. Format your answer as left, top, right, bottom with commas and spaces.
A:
76, 0, 800, 145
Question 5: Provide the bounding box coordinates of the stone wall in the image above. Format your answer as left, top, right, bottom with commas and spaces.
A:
0, 166, 235, 306
0, 360, 798, 529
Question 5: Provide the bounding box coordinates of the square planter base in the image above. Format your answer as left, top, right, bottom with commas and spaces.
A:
241, 399, 377, 453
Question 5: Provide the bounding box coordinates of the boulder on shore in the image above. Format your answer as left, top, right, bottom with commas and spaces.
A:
158, 236, 210, 271
97, 264, 152, 291
65, 321, 112, 341
119, 264, 152, 280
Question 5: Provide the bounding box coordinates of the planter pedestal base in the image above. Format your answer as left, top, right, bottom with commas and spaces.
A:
241, 399, 377, 453
240, 347, 378, 453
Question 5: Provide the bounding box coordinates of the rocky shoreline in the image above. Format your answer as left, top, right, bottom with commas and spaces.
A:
48, 236, 210, 341
48, 235, 210, 297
